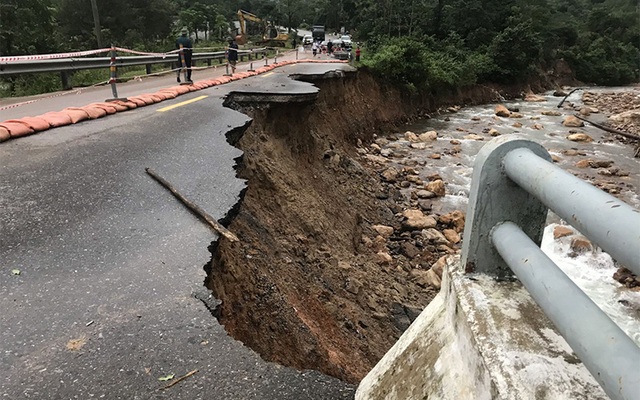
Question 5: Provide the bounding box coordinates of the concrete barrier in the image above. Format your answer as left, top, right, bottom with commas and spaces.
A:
356, 255, 608, 400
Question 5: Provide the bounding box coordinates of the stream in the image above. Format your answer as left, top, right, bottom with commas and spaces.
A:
380, 88, 640, 345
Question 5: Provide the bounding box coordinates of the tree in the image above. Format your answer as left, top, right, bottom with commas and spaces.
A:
0, 0, 57, 55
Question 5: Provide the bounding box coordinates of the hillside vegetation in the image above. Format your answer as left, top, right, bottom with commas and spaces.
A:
1, 0, 638, 96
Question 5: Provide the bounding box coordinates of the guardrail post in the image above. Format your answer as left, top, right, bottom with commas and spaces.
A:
248, 51, 253, 61
248, 62, 254, 72
145, 64, 152, 75
207, 58, 212, 67
105, 45, 127, 102
224, 63, 231, 76
60, 71, 72, 90
274, 50, 278, 64
296, 48, 298, 60
265, 53, 269, 66
461, 136, 551, 278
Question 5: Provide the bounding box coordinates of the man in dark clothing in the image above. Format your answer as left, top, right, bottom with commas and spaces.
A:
227, 38, 238, 74
176, 27, 193, 83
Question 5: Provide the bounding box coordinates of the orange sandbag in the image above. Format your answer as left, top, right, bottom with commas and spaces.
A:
40, 111, 73, 128
127, 97, 147, 107
79, 105, 108, 119
153, 92, 170, 101
102, 101, 128, 112
193, 82, 208, 90
0, 126, 10, 142
217, 76, 232, 84
61, 108, 91, 123
135, 95, 158, 105
89, 102, 118, 114
5, 117, 50, 131
171, 86, 191, 95
158, 90, 178, 99
0, 121, 35, 138
113, 100, 137, 109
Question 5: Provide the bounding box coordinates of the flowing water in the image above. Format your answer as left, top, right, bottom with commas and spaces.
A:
381, 88, 640, 345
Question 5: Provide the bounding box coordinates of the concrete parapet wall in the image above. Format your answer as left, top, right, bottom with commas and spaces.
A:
356, 256, 607, 400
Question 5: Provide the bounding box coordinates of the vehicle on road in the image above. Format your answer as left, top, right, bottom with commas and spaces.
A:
303, 35, 313, 45
235, 9, 289, 47
312, 25, 325, 42
340, 35, 352, 49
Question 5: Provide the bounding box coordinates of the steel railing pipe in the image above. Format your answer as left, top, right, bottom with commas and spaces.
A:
491, 221, 640, 400
503, 147, 640, 275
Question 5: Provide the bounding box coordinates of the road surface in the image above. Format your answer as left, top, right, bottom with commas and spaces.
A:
0, 57, 356, 399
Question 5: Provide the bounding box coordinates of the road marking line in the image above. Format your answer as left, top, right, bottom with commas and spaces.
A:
157, 95, 208, 112
261, 72, 275, 77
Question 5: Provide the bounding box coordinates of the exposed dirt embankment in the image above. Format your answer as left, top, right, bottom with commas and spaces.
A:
204, 70, 535, 383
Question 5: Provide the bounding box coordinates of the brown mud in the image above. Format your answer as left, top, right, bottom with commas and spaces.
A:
204, 68, 576, 383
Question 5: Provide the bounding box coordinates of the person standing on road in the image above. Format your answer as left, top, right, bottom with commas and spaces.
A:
227, 38, 239, 74
176, 27, 193, 83
312, 41, 318, 57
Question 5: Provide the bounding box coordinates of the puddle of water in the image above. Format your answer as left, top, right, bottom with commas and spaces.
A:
382, 88, 640, 345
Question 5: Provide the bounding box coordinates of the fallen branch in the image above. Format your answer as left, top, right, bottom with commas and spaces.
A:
573, 114, 640, 142
557, 87, 583, 108
146, 168, 239, 242
162, 369, 198, 390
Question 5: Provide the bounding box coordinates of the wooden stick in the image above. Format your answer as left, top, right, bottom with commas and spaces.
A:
556, 87, 583, 108
573, 114, 640, 141
146, 168, 239, 242
162, 369, 198, 390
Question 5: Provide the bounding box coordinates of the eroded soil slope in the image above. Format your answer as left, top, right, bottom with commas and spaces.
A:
205, 71, 522, 383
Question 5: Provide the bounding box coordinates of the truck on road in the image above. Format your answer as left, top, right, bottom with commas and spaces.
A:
312, 25, 325, 42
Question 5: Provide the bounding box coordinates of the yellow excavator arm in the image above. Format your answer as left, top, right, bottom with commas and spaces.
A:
236, 9, 262, 44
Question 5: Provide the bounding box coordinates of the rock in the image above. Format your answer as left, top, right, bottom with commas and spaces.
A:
524, 93, 546, 102
391, 302, 412, 331
439, 210, 466, 232
512, 122, 523, 128
416, 190, 436, 199
380, 149, 393, 157
404, 131, 419, 142
541, 110, 562, 116
613, 267, 638, 289
567, 133, 593, 142
410, 142, 428, 150
443, 229, 461, 244
563, 115, 584, 127
447, 106, 459, 113
509, 112, 524, 118
488, 128, 500, 136
464, 134, 484, 141
372, 224, 394, 237
579, 107, 591, 116
422, 228, 449, 244
338, 261, 352, 269
495, 104, 511, 117
553, 89, 568, 97
532, 123, 544, 130
419, 131, 438, 142
417, 200, 432, 212
402, 209, 438, 231
411, 269, 441, 289
431, 256, 448, 278
345, 278, 362, 295
551, 155, 561, 163
575, 160, 591, 168
609, 110, 640, 125
400, 242, 421, 259
471, 116, 481, 121
375, 251, 393, 265
374, 138, 389, 146
588, 160, 614, 168
425, 180, 446, 197
430, 153, 442, 159
553, 225, 574, 239
450, 139, 461, 145
381, 167, 400, 182
570, 236, 592, 253
562, 149, 582, 156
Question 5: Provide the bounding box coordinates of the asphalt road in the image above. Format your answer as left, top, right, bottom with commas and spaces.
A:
1, 62, 356, 399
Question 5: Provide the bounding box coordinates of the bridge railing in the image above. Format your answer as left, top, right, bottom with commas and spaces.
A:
461, 136, 640, 400
0, 48, 268, 75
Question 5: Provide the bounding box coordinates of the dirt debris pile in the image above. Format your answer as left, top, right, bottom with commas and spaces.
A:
204, 71, 501, 383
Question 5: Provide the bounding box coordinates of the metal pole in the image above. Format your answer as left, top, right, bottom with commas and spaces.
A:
491, 222, 640, 400
178, 44, 187, 83
296, 47, 298, 60
275, 50, 278, 64
249, 62, 254, 72
90, 0, 103, 48
503, 147, 640, 275
108, 46, 118, 99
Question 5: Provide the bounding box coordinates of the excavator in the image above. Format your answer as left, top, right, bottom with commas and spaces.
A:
235, 9, 289, 46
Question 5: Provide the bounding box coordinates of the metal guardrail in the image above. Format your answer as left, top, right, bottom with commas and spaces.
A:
0, 48, 268, 75
461, 136, 640, 400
